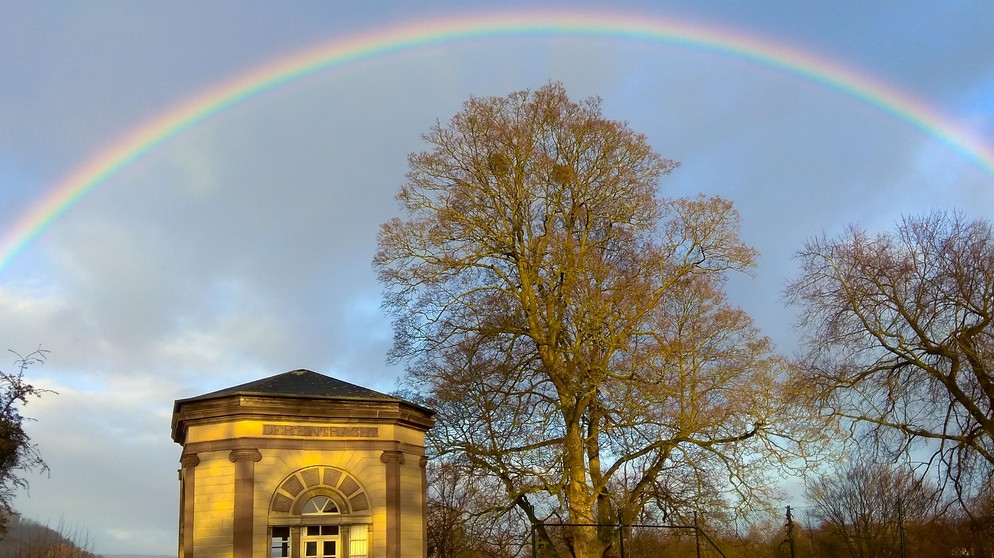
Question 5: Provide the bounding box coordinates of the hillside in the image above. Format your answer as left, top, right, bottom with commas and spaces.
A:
0, 514, 100, 558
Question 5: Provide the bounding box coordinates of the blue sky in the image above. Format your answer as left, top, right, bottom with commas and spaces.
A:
2, 2, 993, 555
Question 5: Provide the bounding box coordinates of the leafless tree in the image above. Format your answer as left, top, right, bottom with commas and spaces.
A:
0, 348, 51, 535
786, 211, 994, 497
425, 460, 474, 558
805, 461, 940, 558
377, 83, 826, 558
426, 459, 530, 558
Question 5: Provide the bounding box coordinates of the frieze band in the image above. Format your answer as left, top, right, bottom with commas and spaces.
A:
262, 424, 380, 438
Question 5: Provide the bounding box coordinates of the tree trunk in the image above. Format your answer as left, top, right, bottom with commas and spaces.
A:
563, 415, 604, 558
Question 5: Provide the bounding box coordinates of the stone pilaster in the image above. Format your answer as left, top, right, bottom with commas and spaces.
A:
229, 449, 262, 558
381, 450, 405, 558
179, 454, 200, 558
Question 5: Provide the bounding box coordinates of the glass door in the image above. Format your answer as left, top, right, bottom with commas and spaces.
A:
302, 525, 339, 558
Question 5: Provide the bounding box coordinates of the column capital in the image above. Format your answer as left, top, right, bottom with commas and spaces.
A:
180, 454, 200, 468
228, 449, 262, 463
380, 450, 405, 465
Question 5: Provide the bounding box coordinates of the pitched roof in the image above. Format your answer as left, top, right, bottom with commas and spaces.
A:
177, 369, 403, 404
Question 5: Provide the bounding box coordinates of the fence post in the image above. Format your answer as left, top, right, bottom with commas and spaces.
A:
694, 512, 701, 558
898, 498, 907, 558
785, 506, 796, 558
618, 512, 625, 558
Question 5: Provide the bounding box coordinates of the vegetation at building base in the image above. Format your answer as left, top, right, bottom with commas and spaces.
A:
801, 459, 994, 558
734, 494, 993, 558
425, 465, 994, 558
377, 82, 829, 558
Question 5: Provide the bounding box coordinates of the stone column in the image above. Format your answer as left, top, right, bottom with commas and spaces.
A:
380, 450, 405, 558
230, 449, 262, 558
179, 454, 200, 558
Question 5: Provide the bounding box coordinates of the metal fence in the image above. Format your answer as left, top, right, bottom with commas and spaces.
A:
531, 516, 727, 558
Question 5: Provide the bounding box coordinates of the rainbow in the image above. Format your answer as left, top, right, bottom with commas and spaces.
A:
2, 9, 992, 275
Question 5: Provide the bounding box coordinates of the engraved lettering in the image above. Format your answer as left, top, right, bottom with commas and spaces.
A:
262, 424, 379, 438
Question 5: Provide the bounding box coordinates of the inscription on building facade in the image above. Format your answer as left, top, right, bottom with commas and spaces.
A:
262, 424, 380, 438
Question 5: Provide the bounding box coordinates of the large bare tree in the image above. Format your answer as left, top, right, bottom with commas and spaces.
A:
376, 83, 820, 558
786, 211, 994, 496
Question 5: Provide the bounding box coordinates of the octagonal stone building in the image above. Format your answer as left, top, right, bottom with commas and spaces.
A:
171, 369, 435, 558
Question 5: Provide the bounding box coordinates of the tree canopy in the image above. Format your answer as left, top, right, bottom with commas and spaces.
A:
376, 83, 822, 558
786, 211, 994, 497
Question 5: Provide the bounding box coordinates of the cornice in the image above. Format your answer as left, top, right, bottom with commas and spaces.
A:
171, 394, 435, 444
181, 436, 426, 457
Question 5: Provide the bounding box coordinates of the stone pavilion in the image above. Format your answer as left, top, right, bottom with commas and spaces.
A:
171, 369, 435, 558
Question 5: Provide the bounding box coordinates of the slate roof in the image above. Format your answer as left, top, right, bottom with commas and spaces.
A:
176, 369, 404, 405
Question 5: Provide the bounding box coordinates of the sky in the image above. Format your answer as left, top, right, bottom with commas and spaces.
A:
2, 1, 993, 555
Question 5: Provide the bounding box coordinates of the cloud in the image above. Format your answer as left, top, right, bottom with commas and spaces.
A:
14, 382, 179, 554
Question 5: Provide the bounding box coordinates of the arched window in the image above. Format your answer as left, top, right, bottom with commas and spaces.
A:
302, 495, 339, 514
270, 467, 370, 558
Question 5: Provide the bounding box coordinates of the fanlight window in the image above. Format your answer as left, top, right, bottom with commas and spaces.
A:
302, 495, 339, 514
